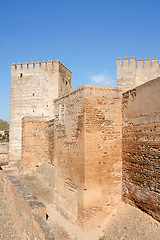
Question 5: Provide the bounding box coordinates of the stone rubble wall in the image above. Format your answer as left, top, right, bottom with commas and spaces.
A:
122, 77, 160, 222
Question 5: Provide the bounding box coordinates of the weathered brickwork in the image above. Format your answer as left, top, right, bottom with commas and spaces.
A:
84, 92, 122, 229
48, 119, 54, 165
54, 87, 85, 226
9, 60, 71, 163
21, 116, 49, 173
117, 57, 160, 89
54, 85, 123, 230
122, 77, 160, 222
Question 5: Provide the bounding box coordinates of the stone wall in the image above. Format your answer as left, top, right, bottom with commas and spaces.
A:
117, 57, 160, 89
122, 77, 160, 222
9, 60, 71, 163
21, 116, 49, 173
48, 119, 54, 165
0, 170, 54, 240
54, 85, 123, 230
0, 142, 9, 166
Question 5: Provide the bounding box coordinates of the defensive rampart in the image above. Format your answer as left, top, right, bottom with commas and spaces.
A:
117, 57, 160, 89
122, 77, 160, 222
53, 85, 123, 230
21, 116, 50, 173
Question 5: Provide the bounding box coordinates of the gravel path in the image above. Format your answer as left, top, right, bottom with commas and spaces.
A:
0, 182, 21, 240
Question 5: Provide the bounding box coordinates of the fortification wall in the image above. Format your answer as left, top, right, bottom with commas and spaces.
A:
48, 119, 54, 165
84, 86, 123, 229
54, 87, 85, 226
54, 85, 123, 230
9, 60, 71, 163
0, 142, 9, 166
122, 77, 160, 222
117, 57, 160, 89
21, 116, 50, 174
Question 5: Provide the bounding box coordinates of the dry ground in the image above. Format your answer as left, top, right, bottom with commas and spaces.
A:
19, 173, 160, 240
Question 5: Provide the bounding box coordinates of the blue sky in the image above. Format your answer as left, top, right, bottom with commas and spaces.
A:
1, 0, 160, 121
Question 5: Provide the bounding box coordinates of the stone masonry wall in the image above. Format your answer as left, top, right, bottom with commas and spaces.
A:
84, 87, 123, 229
117, 57, 160, 89
0, 143, 9, 166
122, 77, 160, 222
54, 87, 85, 226
54, 85, 123, 230
48, 119, 54, 165
21, 116, 49, 174
0, 170, 54, 240
9, 60, 71, 163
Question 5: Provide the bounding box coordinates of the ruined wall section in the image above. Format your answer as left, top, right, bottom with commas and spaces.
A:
54, 85, 123, 230
122, 77, 160, 222
9, 60, 71, 163
117, 57, 160, 89
21, 117, 49, 173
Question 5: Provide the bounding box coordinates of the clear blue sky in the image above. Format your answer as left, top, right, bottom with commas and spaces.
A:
1, 0, 160, 121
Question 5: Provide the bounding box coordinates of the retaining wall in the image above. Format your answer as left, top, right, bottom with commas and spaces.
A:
0, 170, 54, 240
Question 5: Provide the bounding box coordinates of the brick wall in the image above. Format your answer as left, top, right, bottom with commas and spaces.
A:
54, 85, 123, 230
54, 87, 85, 226
21, 117, 49, 173
48, 119, 54, 165
84, 89, 122, 229
122, 77, 160, 222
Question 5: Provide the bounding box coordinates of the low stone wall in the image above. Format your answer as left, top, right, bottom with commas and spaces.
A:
0, 170, 54, 240
0, 143, 9, 166
122, 77, 160, 222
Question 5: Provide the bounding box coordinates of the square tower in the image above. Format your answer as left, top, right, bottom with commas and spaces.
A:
9, 60, 71, 163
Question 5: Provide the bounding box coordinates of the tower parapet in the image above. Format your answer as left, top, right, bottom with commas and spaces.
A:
117, 57, 160, 89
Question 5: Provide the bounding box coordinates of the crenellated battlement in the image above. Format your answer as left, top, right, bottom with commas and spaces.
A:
11, 60, 71, 73
117, 56, 160, 67
117, 57, 160, 89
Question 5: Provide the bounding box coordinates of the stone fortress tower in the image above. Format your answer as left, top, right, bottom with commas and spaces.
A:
117, 56, 160, 89
9, 60, 71, 163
